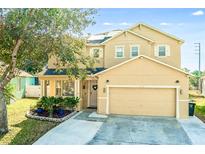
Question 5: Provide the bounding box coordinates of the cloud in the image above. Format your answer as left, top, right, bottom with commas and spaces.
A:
103, 22, 113, 26
192, 10, 204, 16
160, 22, 185, 27
118, 22, 132, 26
160, 22, 171, 26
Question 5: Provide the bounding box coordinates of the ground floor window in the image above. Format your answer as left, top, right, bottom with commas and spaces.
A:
62, 80, 75, 97
55, 80, 75, 97
55, 80, 62, 97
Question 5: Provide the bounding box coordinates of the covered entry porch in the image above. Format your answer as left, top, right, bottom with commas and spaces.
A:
38, 75, 98, 111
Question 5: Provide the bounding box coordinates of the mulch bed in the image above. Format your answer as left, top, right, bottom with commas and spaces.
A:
195, 114, 205, 123
26, 110, 78, 123
35, 110, 73, 118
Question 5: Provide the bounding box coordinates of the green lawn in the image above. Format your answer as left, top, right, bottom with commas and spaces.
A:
189, 90, 205, 122
0, 99, 58, 145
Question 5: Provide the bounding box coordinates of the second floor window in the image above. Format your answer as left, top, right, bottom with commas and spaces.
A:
130, 45, 139, 57
90, 48, 103, 58
155, 45, 170, 57
158, 46, 166, 56
115, 46, 124, 58
93, 49, 100, 58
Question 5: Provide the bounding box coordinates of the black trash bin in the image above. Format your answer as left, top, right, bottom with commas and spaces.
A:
189, 100, 196, 116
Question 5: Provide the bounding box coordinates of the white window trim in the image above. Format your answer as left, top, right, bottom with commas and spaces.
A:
115, 45, 125, 58
130, 44, 140, 58
55, 80, 62, 97
155, 44, 170, 58
90, 47, 103, 59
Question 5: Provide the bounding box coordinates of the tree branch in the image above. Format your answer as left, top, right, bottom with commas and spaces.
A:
0, 39, 22, 90
0, 9, 36, 91
0, 64, 11, 82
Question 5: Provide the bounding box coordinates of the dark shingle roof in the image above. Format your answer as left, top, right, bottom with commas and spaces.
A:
87, 67, 106, 74
43, 67, 106, 76
44, 69, 67, 75
87, 37, 111, 44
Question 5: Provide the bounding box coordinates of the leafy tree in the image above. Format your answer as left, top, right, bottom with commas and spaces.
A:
183, 68, 190, 73
189, 70, 205, 90
0, 8, 96, 134
4, 83, 14, 104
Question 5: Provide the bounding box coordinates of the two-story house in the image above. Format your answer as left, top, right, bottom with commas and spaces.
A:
39, 23, 190, 119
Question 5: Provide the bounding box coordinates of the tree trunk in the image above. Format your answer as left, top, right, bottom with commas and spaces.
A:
0, 90, 8, 134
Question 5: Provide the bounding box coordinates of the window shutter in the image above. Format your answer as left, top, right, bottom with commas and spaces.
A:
166, 45, 170, 56
90, 48, 103, 58
90, 49, 93, 57
154, 45, 159, 57
99, 48, 103, 58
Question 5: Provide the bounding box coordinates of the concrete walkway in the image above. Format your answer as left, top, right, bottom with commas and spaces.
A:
33, 112, 103, 145
179, 116, 205, 145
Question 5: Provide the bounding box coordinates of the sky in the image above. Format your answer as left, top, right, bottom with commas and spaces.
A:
85, 8, 205, 72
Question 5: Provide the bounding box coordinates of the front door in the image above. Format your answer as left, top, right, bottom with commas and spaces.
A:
89, 80, 97, 107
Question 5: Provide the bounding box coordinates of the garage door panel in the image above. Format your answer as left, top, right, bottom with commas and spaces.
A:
109, 88, 176, 117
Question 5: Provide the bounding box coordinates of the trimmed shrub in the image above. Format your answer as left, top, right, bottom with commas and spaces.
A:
36, 96, 80, 117
63, 97, 80, 111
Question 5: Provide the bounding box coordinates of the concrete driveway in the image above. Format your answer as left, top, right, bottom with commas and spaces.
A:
34, 111, 205, 145
88, 114, 192, 145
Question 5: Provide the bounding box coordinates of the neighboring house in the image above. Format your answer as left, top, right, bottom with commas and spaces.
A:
9, 70, 38, 99
202, 76, 205, 96
39, 23, 191, 119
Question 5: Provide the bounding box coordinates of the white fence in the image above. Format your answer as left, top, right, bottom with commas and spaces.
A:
25, 85, 41, 98
202, 80, 205, 96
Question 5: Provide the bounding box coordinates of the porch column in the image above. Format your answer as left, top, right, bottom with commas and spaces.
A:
74, 79, 80, 97
40, 80, 45, 97
49, 80, 55, 96
75, 79, 81, 111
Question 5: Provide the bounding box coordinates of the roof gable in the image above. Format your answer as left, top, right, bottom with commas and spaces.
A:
129, 23, 184, 43
94, 55, 191, 76
101, 30, 155, 45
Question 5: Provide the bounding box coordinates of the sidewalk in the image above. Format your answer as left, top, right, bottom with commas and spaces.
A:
33, 112, 103, 145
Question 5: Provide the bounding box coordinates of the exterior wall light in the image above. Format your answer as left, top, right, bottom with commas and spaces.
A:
103, 87, 106, 93
180, 89, 183, 95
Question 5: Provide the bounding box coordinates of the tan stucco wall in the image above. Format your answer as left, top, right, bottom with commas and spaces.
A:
97, 57, 189, 119
131, 24, 182, 68
103, 32, 153, 68
47, 45, 105, 69
47, 55, 58, 69
47, 24, 182, 70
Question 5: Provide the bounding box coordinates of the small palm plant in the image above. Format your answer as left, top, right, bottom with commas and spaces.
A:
3, 84, 14, 104
63, 97, 80, 111
41, 96, 56, 117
